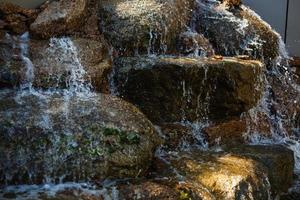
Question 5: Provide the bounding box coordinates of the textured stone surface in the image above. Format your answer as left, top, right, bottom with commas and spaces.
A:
0, 2, 38, 34
30, 0, 88, 38
203, 118, 247, 146
0, 90, 160, 185
163, 145, 294, 199
99, 0, 195, 55
114, 56, 263, 123
194, 0, 279, 64
0, 35, 112, 93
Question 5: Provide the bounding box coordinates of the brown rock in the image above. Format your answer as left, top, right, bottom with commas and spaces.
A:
176, 31, 215, 57
203, 119, 247, 146
195, 0, 279, 64
99, 0, 195, 56
166, 145, 294, 199
226, 145, 295, 195
0, 34, 112, 93
0, 90, 160, 185
113, 56, 264, 123
159, 123, 193, 150
30, 37, 112, 93
0, 2, 38, 34
30, 0, 88, 38
117, 181, 180, 200
218, 0, 241, 7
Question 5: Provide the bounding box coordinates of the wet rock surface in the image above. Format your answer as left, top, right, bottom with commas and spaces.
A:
225, 145, 294, 195
30, 0, 88, 38
176, 31, 215, 57
114, 56, 263, 123
195, 0, 279, 64
0, 2, 38, 34
156, 145, 294, 199
0, 0, 299, 199
203, 118, 247, 146
30, 37, 112, 93
0, 34, 112, 93
99, 0, 195, 55
0, 90, 159, 185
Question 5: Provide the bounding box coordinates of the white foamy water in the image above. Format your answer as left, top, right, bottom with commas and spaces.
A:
0, 182, 121, 200
47, 37, 94, 97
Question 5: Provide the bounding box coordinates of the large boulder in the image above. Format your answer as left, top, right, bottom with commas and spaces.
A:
113, 56, 264, 123
0, 34, 112, 93
0, 90, 160, 185
225, 145, 295, 195
99, 0, 195, 55
194, 0, 279, 64
30, 0, 89, 38
161, 145, 294, 199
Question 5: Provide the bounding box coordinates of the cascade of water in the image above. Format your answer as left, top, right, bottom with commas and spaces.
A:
242, 27, 300, 172
17, 32, 35, 92
47, 37, 93, 97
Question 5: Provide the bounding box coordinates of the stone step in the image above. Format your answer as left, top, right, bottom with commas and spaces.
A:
113, 56, 264, 123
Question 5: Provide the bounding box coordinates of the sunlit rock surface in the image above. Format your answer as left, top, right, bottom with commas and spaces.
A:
194, 0, 279, 64
30, 0, 88, 38
160, 145, 294, 199
99, 0, 195, 55
0, 90, 160, 185
114, 56, 263, 123
225, 145, 294, 195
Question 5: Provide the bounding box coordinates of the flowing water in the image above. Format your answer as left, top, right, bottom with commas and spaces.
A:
1, 0, 300, 199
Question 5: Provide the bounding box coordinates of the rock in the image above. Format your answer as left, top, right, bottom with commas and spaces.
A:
117, 181, 180, 200
30, 0, 88, 38
0, 31, 27, 88
218, 0, 241, 8
291, 57, 300, 85
194, 0, 279, 64
99, 0, 195, 56
158, 123, 194, 150
203, 118, 247, 146
113, 56, 263, 123
163, 145, 294, 199
175, 31, 215, 57
116, 179, 216, 200
226, 145, 295, 195
0, 34, 112, 93
30, 37, 112, 93
0, 2, 38, 34
167, 151, 270, 199
0, 89, 160, 185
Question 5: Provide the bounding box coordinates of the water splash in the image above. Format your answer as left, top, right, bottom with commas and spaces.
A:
47, 37, 94, 97
0, 182, 122, 200
19, 32, 34, 91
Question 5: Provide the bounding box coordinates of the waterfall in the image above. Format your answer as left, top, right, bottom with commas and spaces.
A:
47, 37, 94, 97
19, 32, 34, 91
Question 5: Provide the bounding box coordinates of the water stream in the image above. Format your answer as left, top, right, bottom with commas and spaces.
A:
1, 0, 300, 199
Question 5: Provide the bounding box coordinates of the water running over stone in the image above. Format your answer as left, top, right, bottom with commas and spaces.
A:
1, 0, 299, 199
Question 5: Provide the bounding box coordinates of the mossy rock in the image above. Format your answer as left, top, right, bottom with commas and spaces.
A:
0, 89, 160, 185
